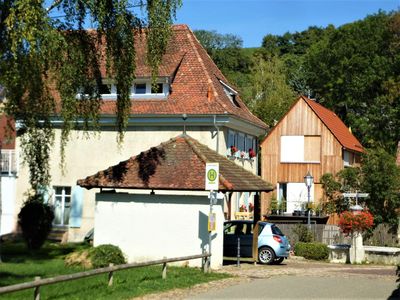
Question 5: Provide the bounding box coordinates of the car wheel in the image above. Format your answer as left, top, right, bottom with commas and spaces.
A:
274, 257, 284, 264
258, 247, 275, 265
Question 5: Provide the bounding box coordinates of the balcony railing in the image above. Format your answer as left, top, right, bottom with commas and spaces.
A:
1, 150, 17, 176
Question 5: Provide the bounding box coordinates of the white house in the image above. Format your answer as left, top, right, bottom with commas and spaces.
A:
11, 24, 268, 242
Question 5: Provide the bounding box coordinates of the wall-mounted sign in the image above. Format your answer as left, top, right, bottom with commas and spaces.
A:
205, 163, 219, 191
208, 213, 216, 232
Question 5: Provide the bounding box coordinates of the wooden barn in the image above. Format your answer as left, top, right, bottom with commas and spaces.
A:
260, 96, 363, 224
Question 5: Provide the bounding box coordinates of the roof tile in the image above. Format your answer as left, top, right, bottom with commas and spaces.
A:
302, 96, 363, 153
77, 134, 273, 192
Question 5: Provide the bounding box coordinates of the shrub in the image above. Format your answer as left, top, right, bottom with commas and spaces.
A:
90, 244, 126, 268
292, 224, 314, 243
18, 195, 54, 250
65, 249, 92, 268
294, 242, 329, 260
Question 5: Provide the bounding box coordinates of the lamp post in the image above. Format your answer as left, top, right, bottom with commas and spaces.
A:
304, 171, 314, 229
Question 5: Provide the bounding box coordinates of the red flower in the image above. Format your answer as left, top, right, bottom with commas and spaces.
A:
249, 203, 254, 212
230, 145, 238, 155
338, 210, 374, 236
249, 148, 256, 158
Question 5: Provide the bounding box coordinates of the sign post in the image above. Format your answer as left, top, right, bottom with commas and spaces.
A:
205, 163, 219, 270
342, 191, 369, 206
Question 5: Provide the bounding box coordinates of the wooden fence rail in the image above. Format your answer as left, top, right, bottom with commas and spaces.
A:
0, 253, 211, 299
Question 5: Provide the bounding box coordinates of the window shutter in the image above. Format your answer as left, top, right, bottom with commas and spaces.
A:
70, 186, 84, 228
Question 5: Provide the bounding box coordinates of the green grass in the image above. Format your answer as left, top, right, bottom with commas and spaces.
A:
0, 241, 229, 299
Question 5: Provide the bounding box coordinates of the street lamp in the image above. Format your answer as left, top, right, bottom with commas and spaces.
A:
304, 171, 314, 229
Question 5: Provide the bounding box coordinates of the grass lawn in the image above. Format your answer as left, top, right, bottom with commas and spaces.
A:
0, 241, 229, 299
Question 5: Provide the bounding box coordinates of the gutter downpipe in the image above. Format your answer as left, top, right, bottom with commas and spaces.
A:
213, 115, 219, 153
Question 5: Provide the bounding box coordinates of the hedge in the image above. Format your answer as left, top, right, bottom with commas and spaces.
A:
294, 242, 329, 260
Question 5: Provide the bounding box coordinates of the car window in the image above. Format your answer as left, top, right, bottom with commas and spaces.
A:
271, 224, 285, 236
224, 223, 241, 235
244, 223, 253, 235
257, 223, 265, 236
224, 223, 252, 235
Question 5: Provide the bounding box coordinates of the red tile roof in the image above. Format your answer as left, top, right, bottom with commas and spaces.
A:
77, 134, 273, 192
89, 24, 267, 129
302, 96, 363, 153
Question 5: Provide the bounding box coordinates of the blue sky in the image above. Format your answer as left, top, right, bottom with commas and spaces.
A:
175, 0, 399, 47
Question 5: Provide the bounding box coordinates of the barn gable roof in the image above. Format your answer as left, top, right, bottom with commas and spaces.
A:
302, 96, 363, 153
261, 96, 363, 153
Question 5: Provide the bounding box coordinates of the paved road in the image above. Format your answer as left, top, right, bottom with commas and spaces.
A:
190, 259, 399, 300
139, 259, 399, 300
190, 275, 398, 299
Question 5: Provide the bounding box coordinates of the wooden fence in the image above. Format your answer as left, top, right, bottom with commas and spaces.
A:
0, 253, 211, 300
278, 224, 348, 245
278, 223, 399, 247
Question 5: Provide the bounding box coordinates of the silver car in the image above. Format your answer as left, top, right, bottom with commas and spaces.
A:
223, 220, 291, 264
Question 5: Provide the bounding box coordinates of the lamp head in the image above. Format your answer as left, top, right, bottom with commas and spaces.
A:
304, 171, 314, 188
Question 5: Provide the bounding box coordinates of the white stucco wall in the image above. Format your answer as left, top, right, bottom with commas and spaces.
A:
94, 192, 225, 269
13, 124, 259, 242
1, 176, 16, 235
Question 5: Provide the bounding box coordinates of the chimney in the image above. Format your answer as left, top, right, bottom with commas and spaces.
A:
207, 84, 213, 101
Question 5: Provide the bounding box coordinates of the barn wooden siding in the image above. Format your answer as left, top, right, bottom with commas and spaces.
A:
260, 99, 345, 219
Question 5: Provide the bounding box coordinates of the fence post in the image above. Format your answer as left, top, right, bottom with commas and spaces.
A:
163, 263, 167, 279
108, 263, 114, 286
237, 237, 240, 268
203, 255, 209, 273
34, 276, 40, 300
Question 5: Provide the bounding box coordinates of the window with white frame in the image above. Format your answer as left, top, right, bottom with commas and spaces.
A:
343, 150, 356, 167
77, 78, 170, 100
53, 186, 72, 226
227, 129, 257, 158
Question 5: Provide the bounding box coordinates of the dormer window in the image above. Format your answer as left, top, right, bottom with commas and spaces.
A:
219, 80, 240, 107
134, 83, 146, 94
77, 77, 170, 100
131, 80, 169, 99
151, 83, 163, 94
99, 84, 111, 95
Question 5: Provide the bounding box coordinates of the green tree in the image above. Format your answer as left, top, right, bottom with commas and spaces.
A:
361, 148, 400, 227
305, 11, 400, 153
0, 0, 181, 192
321, 148, 400, 228
246, 56, 296, 127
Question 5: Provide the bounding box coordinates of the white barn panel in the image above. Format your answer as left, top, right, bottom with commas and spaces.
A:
281, 136, 304, 162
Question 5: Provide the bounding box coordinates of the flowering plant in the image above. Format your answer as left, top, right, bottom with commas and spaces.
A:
239, 204, 247, 212
248, 148, 256, 158
230, 145, 238, 156
338, 210, 374, 236
249, 203, 254, 212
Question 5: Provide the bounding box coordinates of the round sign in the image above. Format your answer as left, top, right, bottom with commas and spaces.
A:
207, 169, 217, 181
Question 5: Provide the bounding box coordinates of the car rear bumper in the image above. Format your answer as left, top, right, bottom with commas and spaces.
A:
275, 244, 291, 258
